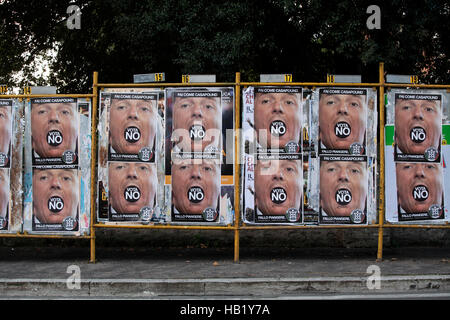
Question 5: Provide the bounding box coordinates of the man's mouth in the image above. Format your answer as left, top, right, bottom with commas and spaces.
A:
189, 124, 206, 141
335, 188, 352, 205
410, 126, 426, 144
269, 120, 287, 137
48, 195, 64, 213
334, 122, 351, 139
412, 184, 429, 202
124, 126, 141, 143
47, 130, 63, 146
187, 186, 204, 203
124, 185, 141, 202
270, 187, 287, 204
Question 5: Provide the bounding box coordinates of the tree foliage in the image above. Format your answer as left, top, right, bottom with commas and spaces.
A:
0, 0, 448, 93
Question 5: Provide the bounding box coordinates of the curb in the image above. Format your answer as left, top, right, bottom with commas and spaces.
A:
1, 275, 449, 297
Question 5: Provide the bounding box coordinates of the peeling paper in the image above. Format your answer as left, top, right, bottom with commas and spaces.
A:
385, 89, 449, 224
97, 89, 166, 224
309, 88, 378, 225
0, 99, 23, 233
23, 98, 92, 235
241, 86, 305, 225
164, 87, 235, 225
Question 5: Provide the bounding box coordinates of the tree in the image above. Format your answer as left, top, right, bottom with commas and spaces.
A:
0, 0, 448, 93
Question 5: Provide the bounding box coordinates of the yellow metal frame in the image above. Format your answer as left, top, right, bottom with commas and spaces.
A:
1, 63, 449, 263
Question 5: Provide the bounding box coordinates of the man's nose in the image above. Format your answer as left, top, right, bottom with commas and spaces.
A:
412, 106, 424, 120
338, 169, 349, 182
337, 102, 348, 115
48, 109, 60, 123
190, 165, 202, 180
126, 165, 138, 179
192, 103, 203, 118
272, 170, 284, 181
127, 104, 139, 120
414, 165, 426, 178
50, 176, 61, 189
271, 100, 284, 114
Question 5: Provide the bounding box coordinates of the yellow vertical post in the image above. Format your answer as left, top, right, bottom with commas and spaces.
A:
234, 72, 241, 263
377, 62, 385, 261
90, 71, 98, 263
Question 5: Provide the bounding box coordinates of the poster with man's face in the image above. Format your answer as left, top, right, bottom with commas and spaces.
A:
0, 169, 10, 230
394, 162, 444, 221
252, 157, 303, 223
32, 169, 79, 231
246, 87, 302, 156
319, 89, 367, 155
109, 93, 158, 162
170, 158, 221, 222
167, 89, 223, 155
31, 98, 79, 167
319, 156, 368, 224
394, 93, 442, 162
0, 100, 12, 168
108, 162, 158, 221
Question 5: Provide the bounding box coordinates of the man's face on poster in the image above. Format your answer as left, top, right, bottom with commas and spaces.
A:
0, 170, 9, 218
319, 94, 367, 150
31, 102, 78, 158
33, 169, 79, 224
254, 159, 302, 215
172, 96, 221, 152
172, 160, 220, 214
320, 161, 367, 216
396, 163, 443, 214
108, 162, 157, 214
0, 105, 12, 155
254, 92, 301, 149
395, 99, 441, 155
110, 98, 157, 154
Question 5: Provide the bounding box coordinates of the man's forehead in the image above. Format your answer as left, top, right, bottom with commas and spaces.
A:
0, 105, 10, 112
112, 99, 154, 105
322, 161, 365, 168
396, 99, 440, 107
35, 169, 77, 176
33, 102, 75, 108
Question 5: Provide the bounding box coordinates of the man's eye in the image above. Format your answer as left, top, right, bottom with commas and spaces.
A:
326, 100, 335, 105
203, 166, 212, 172
180, 104, 189, 109
117, 105, 126, 110
38, 110, 46, 114
179, 165, 187, 170
350, 102, 359, 107
205, 104, 214, 110
141, 107, 150, 112
327, 167, 335, 172
39, 176, 48, 181
62, 110, 70, 115
115, 165, 124, 170
402, 105, 411, 110
63, 176, 72, 181
351, 168, 360, 174
262, 99, 270, 104
285, 100, 295, 105
139, 165, 149, 171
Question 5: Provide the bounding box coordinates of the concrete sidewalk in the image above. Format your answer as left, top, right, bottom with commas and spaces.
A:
0, 246, 449, 298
